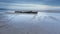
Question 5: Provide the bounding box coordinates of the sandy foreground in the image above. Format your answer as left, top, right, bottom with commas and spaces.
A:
0, 12, 60, 34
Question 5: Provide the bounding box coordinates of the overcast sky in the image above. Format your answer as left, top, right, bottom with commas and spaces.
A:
0, 0, 60, 10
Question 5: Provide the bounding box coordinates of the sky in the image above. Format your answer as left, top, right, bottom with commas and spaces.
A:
0, 0, 60, 10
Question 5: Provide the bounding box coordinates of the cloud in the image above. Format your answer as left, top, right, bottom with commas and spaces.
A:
4, 4, 50, 10
0, 2, 60, 10
8, 4, 60, 10
42, 0, 52, 1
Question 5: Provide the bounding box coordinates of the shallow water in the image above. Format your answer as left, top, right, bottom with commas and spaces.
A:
0, 11, 60, 34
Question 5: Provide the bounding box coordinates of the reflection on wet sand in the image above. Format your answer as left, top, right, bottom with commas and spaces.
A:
0, 12, 60, 34
48, 16, 60, 21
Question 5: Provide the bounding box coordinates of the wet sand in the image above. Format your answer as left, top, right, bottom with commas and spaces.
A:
0, 12, 60, 34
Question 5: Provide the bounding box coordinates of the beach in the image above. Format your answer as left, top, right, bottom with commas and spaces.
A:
0, 11, 60, 34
